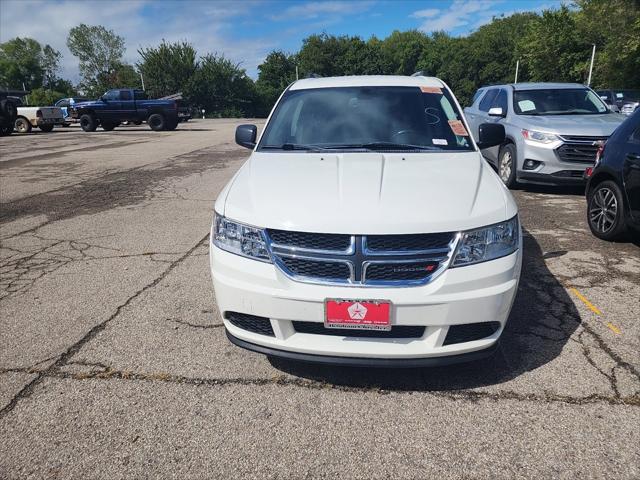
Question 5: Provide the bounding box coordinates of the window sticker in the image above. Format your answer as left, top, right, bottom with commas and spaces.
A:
432, 138, 448, 146
448, 120, 469, 136
420, 86, 443, 94
616, 93, 624, 99
518, 100, 536, 112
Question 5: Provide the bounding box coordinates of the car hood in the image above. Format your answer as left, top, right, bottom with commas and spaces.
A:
516, 113, 626, 136
219, 152, 515, 234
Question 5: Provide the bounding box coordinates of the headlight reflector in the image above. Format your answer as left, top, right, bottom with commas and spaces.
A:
213, 214, 271, 262
521, 129, 558, 144
452, 216, 519, 267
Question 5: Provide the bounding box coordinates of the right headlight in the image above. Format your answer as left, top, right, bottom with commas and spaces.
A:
212, 213, 271, 262
452, 216, 519, 267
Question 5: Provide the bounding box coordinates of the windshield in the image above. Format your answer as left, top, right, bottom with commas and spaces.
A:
258, 86, 473, 152
513, 88, 609, 115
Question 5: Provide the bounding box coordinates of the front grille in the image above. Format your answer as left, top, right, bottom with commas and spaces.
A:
551, 170, 584, 178
279, 256, 351, 281
443, 322, 500, 345
225, 311, 274, 337
267, 229, 351, 252
365, 233, 452, 252
365, 261, 440, 281
267, 229, 457, 287
556, 136, 607, 165
292, 321, 425, 338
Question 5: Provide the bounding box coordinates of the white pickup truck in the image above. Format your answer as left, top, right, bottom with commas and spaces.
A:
15, 106, 65, 133
210, 75, 522, 367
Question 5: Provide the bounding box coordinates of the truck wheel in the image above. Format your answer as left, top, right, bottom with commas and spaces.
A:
80, 113, 98, 132
101, 122, 116, 131
15, 117, 32, 134
39, 124, 54, 132
498, 144, 518, 188
147, 113, 165, 131
0, 125, 13, 136
165, 119, 178, 131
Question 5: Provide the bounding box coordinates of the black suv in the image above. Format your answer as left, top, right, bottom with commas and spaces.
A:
585, 108, 640, 240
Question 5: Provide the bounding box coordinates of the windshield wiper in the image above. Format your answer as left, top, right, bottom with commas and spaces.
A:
322, 142, 439, 151
261, 143, 330, 152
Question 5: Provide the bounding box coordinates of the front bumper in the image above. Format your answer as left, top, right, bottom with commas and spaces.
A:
516, 138, 590, 185
210, 237, 522, 365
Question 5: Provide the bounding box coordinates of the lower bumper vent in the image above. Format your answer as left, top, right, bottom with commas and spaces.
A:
443, 322, 500, 345
292, 321, 425, 339
225, 312, 275, 337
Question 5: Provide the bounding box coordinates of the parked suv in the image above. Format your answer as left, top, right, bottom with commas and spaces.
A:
465, 83, 626, 187
210, 75, 521, 366
596, 89, 640, 115
585, 108, 640, 240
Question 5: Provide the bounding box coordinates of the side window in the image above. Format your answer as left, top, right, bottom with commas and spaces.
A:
120, 90, 132, 101
493, 89, 508, 113
479, 89, 497, 112
103, 90, 119, 101
134, 90, 148, 100
471, 89, 484, 106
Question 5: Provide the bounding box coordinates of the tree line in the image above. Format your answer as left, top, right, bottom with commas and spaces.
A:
1, 0, 638, 115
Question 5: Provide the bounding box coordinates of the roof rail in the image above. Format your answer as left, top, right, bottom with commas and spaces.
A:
411, 71, 427, 77
306, 73, 322, 79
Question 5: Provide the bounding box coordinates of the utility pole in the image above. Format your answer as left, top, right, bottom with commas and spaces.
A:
514, 60, 519, 84
587, 44, 596, 86
140, 72, 145, 91
296, 65, 299, 81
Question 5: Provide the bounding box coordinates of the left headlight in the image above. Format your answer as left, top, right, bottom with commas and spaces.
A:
452, 216, 519, 267
212, 214, 271, 262
521, 129, 558, 144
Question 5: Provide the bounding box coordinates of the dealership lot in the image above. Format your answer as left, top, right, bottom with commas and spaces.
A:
0, 120, 638, 478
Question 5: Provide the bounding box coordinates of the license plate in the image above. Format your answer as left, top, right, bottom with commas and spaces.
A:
324, 299, 391, 331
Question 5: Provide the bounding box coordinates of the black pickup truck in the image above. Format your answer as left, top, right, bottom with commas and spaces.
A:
0, 89, 23, 136
71, 88, 179, 132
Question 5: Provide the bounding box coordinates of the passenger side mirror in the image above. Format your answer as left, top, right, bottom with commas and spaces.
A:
488, 107, 505, 117
235, 124, 257, 149
477, 123, 505, 150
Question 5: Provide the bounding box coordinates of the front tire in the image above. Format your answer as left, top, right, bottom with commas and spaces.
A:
147, 113, 165, 131
80, 113, 98, 132
498, 144, 517, 188
587, 180, 627, 240
15, 117, 32, 134
39, 124, 54, 132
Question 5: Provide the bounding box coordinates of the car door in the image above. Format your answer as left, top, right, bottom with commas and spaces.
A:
622, 120, 640, 222
464, 88, 486, 136
481, 88, 507, 163
101, 90, 121, 122
119, 90, 135, 120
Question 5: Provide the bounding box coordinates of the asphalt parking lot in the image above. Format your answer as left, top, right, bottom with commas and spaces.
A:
1, 120, 638, 478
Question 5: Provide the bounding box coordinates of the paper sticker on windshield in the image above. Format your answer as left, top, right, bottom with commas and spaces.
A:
420, 86, 443, 94
432, 138, 448, 146
518, 100, 536, 112
448, 120, 469, 136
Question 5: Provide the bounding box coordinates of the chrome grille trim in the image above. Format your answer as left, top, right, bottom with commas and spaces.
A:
265, 230, 459, 287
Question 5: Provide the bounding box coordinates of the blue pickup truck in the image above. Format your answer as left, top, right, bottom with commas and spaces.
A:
71, 88, 179, 132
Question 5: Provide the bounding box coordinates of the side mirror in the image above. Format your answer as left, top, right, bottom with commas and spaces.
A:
235, 124, 257, 149
488, 107, 505, 117
477, 123, 505, 150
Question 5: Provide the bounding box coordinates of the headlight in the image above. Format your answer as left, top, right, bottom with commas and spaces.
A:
452, 216, 519, 267
521, 129, 558, 144
212, 214, 271, 262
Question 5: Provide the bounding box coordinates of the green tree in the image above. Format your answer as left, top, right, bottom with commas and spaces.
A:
67, 24, 126, 96
380, 30, 430, 75
137, 40, 198, 98
255, 50, 297, 115
0, 37, 61, 90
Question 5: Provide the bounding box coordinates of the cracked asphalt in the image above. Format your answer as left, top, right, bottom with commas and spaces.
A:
1, 120, 639, 479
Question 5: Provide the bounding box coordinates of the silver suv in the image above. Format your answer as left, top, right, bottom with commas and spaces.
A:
465, 83, 626, 187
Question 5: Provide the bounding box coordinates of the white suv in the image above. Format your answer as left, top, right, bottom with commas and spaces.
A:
210, 75, 522, 367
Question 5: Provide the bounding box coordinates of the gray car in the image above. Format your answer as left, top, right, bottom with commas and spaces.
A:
465, 82, 626, 187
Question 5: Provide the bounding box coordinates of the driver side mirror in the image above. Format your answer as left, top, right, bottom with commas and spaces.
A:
235, 124, 257, 149
477, 123, 505, 150
488, 107, 505, 117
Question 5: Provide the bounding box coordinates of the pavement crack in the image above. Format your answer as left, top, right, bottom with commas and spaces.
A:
0, 232, 211, 418
168, 318, 224, 330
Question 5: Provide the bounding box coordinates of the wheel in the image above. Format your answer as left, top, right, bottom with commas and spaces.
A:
14, 117, 32, 134
498, 144, 517, 188
80, 113, 98, 132
147, 113, 165, 131
164, 118, 178, 131
587, 180, 628, 240
39, 124, 54, 132
101, 122, 116, 131
0, 125, 13, 136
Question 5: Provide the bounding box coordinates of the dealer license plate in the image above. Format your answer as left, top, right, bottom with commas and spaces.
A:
324, 299, 391, 331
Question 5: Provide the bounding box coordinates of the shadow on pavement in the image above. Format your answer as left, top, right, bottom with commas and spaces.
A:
268, 229, 583, 391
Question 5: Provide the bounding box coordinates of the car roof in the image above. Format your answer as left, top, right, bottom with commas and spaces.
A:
290, 75, 445, 91
481, 82, 588, 91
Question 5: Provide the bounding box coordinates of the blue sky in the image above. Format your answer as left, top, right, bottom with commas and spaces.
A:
1, 0, 562, 82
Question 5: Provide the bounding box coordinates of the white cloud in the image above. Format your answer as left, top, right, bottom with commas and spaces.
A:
411, 0, 504, 32
270, 1, 374, 21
